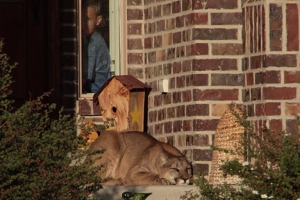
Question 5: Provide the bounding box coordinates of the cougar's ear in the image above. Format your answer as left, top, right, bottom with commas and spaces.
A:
157, 153, 168, 166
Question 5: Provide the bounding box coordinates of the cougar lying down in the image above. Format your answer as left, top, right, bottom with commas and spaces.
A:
87, 130, 192, 185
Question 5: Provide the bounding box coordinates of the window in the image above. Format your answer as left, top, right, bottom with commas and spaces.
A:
79, 0, 120, 97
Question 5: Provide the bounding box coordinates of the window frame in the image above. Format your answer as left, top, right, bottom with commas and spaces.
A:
78, 0, 121, 98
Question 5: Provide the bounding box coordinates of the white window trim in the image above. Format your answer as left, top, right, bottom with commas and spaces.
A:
78, 0, 121, 98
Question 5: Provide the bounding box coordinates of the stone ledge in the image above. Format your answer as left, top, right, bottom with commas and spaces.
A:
90, 185, 199, 200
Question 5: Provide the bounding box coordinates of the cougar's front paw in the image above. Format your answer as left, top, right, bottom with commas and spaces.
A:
155, 178, 172, 185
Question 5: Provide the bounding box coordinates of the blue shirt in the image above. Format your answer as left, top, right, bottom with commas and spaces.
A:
88, 32, 111, 93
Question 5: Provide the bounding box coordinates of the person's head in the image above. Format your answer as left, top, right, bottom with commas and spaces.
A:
82, 0, 103, 36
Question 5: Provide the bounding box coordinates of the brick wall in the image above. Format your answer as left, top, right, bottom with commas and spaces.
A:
61, 0, 78, 115
125, 0, 245, 174
243, 0, 300, 135
59, 0, 300, 176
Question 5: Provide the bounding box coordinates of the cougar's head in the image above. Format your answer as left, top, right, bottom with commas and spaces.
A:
160, 156, 193, 185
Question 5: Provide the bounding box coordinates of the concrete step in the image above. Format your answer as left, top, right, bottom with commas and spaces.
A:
90, 185, 199, 200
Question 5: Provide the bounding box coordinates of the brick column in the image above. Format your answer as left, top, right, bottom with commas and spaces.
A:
243, 0, 300, 134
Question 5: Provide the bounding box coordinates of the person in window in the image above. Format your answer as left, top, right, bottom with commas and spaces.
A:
82, 0, 110, 93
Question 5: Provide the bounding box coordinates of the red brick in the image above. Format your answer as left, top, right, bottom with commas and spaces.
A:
286, 119, 298, 135
205, 0, 238, 9
250, 55, 263, 69
93, 101, 101, 115
154, 35, 162, 48
269, 119, 282, 132
251, 88, 261, 101
193, 59, 237, 71
167, 107, 175, 119
163, 3, 171, 15
163, 63, 172, 75
173, 62, 182, 73
144, 7, 152, 20
78, 99, 91, 116
127, 9, 143, 20
186, 43, 209, 56
211, 12, 242, 25
285, 103, 300, 116
185, 13, 208, 26
183, 120, 192, 131
265, 54, 297, 67
246, 73, 254, 86
173, 120, 182, 132
186, 104, 209, 116
128, 23, 142, 35
154, 95, 163, 106
163, 93, 172, 105
166, 19, 175, 31
153, 5, 161, 18
148, 110, 157, 123
194, 13, 208, 25
194, 28, 238, 40
176, 76, 185, 88
144, 37, 153, 49
154, 123, 163, 135
182, 90, 192, 102
128, 0, 142, 6
166, 48, 175, 60
193, 149, 212, 161
211, 74, 244, 86
242, 89, 250, 102
186, 74, 208, 86
172, 1, 181, 13
255, 104, 264, 116
182, 60, 192, 72
193, 89, 239, 101
187, 134, 209, 146
194, 119, 219, 131
285, 71, 300, 83
269, 4, 283, 51
147, 52, 156, 64
182, 0, 192, 11
265, 102, 281, 116
128, 39, 143, 50
192, 0, 204, 10
263, 87, 296, 100
173, 32, 181, 44
176, 16, 185, 28
212, 43, 243, 55
286, 4, 299, 51
157, 20, 165, 32
176, 46, 185, 58
176, 105, 185, 117
166, 136, 174, 146
158, 109, 166, 121
164, 121, 172, 133
169, 77, 175, 89
173, 91, 181, 103
264, 70, 281, 84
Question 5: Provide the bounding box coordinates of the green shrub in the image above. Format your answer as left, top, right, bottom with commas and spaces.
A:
186, 108, 300, 200
0, 39, 104, 199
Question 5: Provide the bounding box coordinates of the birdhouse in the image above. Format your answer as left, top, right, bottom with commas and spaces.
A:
93, 75, 152, 132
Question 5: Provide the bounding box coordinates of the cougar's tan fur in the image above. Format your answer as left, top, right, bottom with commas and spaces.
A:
87, 130, 192, 185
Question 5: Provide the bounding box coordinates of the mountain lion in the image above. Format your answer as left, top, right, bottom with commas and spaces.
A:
87, 130, 192, 185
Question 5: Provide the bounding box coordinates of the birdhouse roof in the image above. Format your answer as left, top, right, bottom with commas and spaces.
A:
93, 75, 152, 104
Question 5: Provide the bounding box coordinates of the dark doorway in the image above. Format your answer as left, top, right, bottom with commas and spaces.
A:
0, 0, 61, 109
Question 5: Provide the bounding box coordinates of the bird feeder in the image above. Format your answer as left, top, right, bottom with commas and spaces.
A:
93, 75, 152, 132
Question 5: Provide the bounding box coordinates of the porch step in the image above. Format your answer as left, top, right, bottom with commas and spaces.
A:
90, 185, 199, 200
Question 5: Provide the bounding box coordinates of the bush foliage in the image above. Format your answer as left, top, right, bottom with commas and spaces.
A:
186, 108, 300, 200
0, 40, 104, 199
